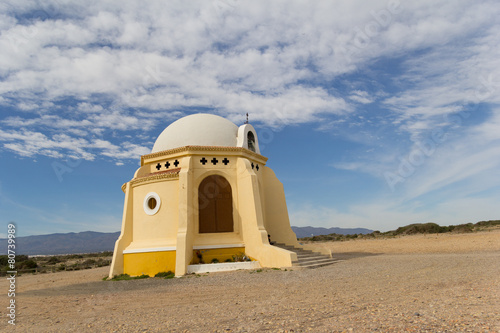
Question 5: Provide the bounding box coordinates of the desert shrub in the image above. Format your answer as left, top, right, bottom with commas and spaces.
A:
211, 258, 219, 263
475, 220, 500, 227
16, 255, 29, 262
395, 223, 445, 235
82, 259, 96, 266
66, 254, 84, 259
451, 223, 474, 233
155, 271, 175, 279
46, 256, 61, 264
17, 259, 37, 270
110, 273, 150, 281
95, 259, 111, 267
86, 251, 113, 258
232, 253, 250, 262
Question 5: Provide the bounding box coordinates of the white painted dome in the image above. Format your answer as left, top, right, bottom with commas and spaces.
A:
152, 114, 239, 153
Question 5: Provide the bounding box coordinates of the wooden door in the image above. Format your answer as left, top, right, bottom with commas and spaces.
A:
198, 175, 233, 233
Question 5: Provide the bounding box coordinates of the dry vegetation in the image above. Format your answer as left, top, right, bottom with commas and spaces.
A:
0, 252, 112, 276
1, 228, 499, 332
306, 226, 500, 255
299, 220, 500, 243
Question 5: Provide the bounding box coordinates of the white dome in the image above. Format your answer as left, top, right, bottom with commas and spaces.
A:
152, 114, 239, 153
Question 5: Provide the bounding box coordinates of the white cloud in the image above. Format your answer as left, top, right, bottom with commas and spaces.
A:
0, 0, 499, 176
0, 129, 149, 162
348, 90, 373, 104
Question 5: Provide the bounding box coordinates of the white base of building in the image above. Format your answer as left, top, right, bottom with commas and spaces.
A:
187, 261, 261, 274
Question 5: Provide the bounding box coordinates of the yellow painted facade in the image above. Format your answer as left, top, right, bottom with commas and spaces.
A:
190, 247, 246, 264
124, 251, 176, 277
109, 114, 313, 278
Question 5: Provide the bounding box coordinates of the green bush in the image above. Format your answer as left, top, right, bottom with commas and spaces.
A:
109, 273, 150, 281
155, 271, 175, 279
17, 259, 38, 270
82, 259, 96, 266
451, 223, 474, 233
395, 223, 444, 235
66, 254, 84, 259
47, 256, 61, 264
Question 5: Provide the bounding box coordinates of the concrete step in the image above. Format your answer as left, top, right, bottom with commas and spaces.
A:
273, 243, 338, 269
296, 253, 323, 259
274, 244, 313, 252
292, 258, 338, 268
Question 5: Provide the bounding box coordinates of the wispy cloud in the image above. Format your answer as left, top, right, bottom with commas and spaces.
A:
348, 90, 373, 104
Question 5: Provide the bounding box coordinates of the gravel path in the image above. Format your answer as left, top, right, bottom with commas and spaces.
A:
2, 231, 499, 332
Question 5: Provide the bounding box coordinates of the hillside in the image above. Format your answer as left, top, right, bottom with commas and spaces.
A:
298, 220, 500, 242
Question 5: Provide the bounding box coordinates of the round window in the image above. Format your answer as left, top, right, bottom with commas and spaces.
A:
143, 192, 161, 215
148, 197, 157, 209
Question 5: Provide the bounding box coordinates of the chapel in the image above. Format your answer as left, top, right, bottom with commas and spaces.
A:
109, 113, 330, 277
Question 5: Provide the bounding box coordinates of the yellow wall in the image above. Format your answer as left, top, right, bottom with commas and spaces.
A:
175, 161, 195, 276
131, 179, 179, 245
109, 182, 134, 278
190, 247, 246, 264
235, 158, 296, 268
261, 166, 300, 247
123, 251, 176, 277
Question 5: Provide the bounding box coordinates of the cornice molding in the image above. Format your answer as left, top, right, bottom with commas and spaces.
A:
141, 145, 268, 165
122, 169, 180, 192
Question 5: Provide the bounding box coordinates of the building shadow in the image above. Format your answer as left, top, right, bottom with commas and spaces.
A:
332, 252, 382, 261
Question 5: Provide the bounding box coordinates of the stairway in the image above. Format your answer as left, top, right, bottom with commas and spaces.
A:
273, 243, 339, 269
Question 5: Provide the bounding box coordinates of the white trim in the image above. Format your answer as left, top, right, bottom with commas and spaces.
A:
123, 246, 176, 254
143, 192, 161, 215
187, 261, 260, 274
193, 244, 244, 250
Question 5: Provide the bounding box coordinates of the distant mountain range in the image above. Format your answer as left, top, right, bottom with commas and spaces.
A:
0, 226, 372, 255
291, 226, 373, 238
0, 231, 120, 255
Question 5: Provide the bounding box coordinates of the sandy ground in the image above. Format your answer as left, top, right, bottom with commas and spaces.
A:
307, 229, 500, 255
1, 230, 499, 332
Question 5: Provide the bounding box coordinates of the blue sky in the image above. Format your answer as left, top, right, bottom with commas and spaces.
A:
1, 0, 499, 237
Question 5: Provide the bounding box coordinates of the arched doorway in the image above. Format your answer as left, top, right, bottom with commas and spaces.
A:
198, 175, 234, 233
